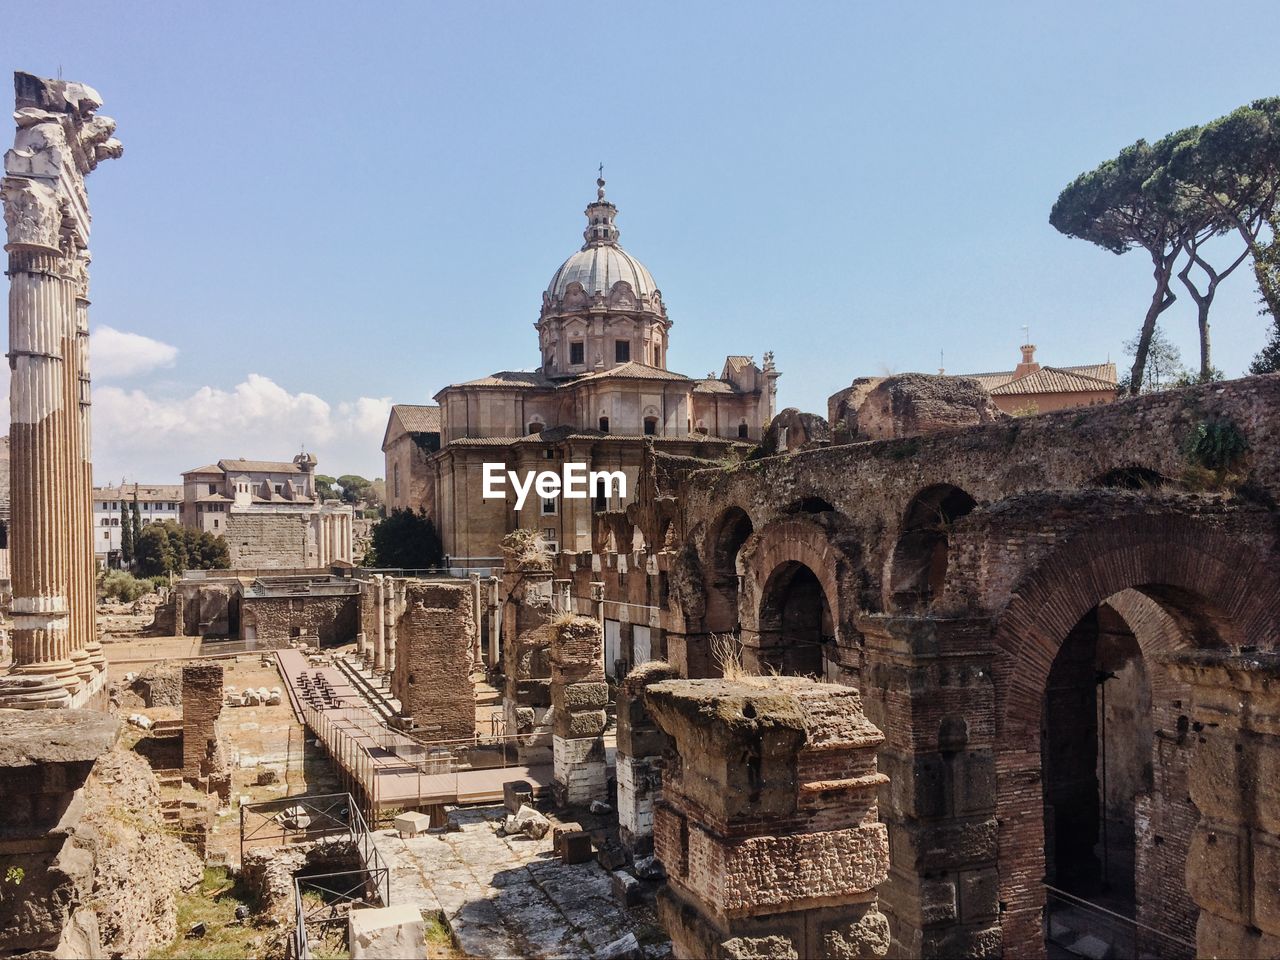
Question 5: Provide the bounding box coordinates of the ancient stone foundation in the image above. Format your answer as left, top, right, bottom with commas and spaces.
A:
0, 709, 119, 955
549, 615, 608, 807
1163, 651, 1280, 959
392, 580, 476, 740
616, 660, 680, 855
646, 677, 891, 960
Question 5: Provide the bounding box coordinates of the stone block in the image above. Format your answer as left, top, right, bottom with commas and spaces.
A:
503, 780, 534, 813
348, 904, 425, 960
561, 829, 594, 864
561, 681, 609, 712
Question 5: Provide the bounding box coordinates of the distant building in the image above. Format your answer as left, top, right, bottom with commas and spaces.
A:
384, 178, 776, 561
959, 344, 1116, 415
179, 454, 354, 569
91, 483, 182, 564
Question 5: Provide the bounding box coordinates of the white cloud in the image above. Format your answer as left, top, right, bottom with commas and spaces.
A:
91, 373, 392, 483
91, 326, 179, 379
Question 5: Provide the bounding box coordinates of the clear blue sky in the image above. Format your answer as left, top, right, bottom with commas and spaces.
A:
3, 1, 1276, 481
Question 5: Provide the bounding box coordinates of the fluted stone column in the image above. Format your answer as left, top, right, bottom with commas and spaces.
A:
0, 72, 121, 709
373, 574, 386, 672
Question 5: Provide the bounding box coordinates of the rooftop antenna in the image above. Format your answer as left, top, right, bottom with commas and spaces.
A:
1021, 324, 1031, 346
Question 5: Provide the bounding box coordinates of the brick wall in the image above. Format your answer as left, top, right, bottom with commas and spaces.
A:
392, 581, 476, 741
181, 663, 223, 784
241, 594, 358, 647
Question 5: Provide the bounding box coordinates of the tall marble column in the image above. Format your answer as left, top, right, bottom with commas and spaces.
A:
0, 72, 121, 709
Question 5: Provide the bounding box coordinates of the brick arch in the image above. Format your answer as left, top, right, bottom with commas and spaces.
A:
989, 511, 1280, 957
701, 504, 757, 635
737, 516, 846, 641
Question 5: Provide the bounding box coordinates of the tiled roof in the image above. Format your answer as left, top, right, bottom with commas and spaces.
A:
452, 371, 556, 389
693, 378, 737, 394
218, 458, 305, 474
574, 362, 690, 383
183, 463, 222, 475
93, 483, 183, 501
961, 362, 1117, 393
723, 355, 753, 374
391, 404, 441, 433
989, 367, 1118, 396
194, 493, 233, 503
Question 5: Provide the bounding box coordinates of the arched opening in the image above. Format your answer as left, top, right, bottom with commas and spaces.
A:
644, 416, 658, 436
1031, 584, 1223, 958
889, 484, 976, 609
704, 508, 753, 639
527, 420, 544, 435
756, 560, 832, 678
783, 496, 836, 515
1090, 466, 1167, 490
738, 421, 749, 439
598, 416, 610, 433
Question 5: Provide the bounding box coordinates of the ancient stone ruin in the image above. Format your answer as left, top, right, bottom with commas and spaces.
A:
549, 614, 609, 807
646, 676, 891, 959
391, 580, 477, 739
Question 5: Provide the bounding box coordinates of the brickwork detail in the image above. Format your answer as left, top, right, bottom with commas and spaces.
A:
181, 663, 228, 797
616, 660, 680, 854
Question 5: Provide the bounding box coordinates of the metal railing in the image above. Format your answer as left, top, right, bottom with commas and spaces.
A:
1044, 884, 1195, 959
300, 699, 544, 821
255, 791, 389, 960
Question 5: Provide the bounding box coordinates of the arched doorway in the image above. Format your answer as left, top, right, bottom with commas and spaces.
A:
704, 507, 753, 639
992, 514, 1280, 959
756, 560, 833, 678
889, 484, 976, 609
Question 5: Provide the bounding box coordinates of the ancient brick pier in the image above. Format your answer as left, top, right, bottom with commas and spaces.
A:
0, 73, 121, 709
646, 676, 892, 959
391, 580, 476, 740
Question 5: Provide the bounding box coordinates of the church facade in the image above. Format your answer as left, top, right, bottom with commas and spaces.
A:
384, 178, 778, 561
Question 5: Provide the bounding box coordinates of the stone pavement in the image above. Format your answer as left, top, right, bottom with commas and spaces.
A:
372, 805, 669, 959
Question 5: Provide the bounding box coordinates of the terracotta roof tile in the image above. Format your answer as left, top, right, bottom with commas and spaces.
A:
391, 404, 441, 433
989, 366, 1118, 396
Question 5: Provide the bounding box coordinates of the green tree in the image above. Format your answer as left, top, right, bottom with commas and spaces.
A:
135, 523, 174, 577
336, 474, 372, 504
119, 499, 134, 567
130, 497, 143, 562
1116, 325, 1190, 394
1154, 98, 1280, 376
315, 474, 339, 500
134, 520, 230, 577
1251, 210, 1280, 374
1051, 132, 1195, 394
365, 509, 442, 569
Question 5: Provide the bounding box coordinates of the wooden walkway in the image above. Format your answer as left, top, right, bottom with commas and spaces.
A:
276, 649, 550, 818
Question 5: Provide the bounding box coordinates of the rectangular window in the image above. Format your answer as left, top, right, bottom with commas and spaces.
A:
103, 531, 109, 540
543, 527, 559, 553
213, 518, 219, 529
541, 497, 556, 516
615, 340, 630, 363
570, 341, 585, 365
208, 484, 217, 495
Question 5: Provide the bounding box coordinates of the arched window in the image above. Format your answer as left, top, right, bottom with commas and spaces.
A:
393, 463, 400, 499
599, 416, 610, 433
644, 416, 658, 436
738, 421, 749, 439
527, 421, 544, 435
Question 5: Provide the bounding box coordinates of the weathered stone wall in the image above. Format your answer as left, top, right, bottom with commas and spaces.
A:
392, 580, 476, 740
225, 512, 311, 569
241, 593, 358, 647
0, 710, 119, 957
646, 677, 891, 959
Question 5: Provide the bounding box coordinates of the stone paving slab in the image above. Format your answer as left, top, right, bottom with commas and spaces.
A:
374, 803, 666, 959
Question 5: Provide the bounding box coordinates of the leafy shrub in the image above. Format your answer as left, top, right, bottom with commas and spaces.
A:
100, 569, 151, 603
1183, 418, 1248, 471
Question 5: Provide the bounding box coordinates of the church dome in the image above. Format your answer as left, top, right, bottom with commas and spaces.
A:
548, 243, 657, 299
544, 177, 660, 303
